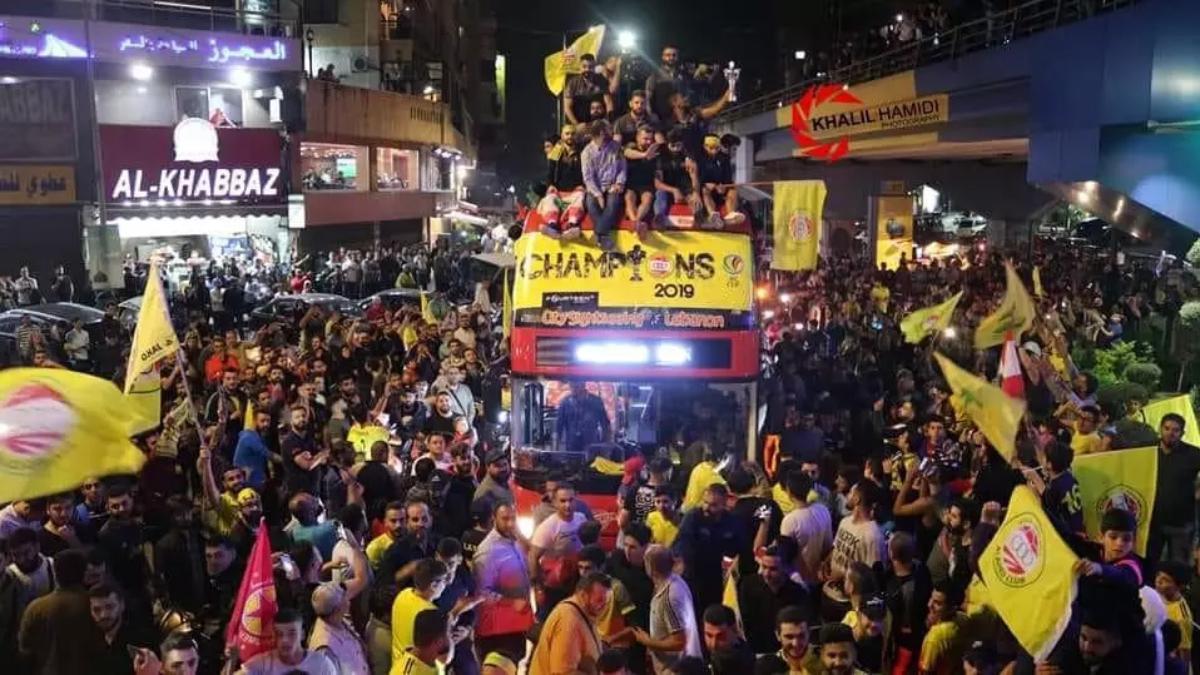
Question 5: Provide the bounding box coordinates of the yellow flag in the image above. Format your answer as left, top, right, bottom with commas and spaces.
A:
544, 25, 606, 96
124, 261, 179, 393
979, 485, 1078, 661
900, 291, 963, 344
1143, 395, 1200, 446
502, 272, 512, 339
934, 352, 1026, 460
975, 262, 1036, 349
126, 369, 162, 435
420, 292, 437, 325
1032, 266, 1045, 298
0, 368, 146, 502
771, 180, 826, 271
243, 400, 256, 431
1074, 446, 1157, 556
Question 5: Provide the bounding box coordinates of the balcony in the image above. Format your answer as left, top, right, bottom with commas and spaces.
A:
5, 0, 298, 37
304, 79, 474, 157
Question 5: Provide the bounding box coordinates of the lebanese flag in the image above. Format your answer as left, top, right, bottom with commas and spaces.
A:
1000, 333, 1024, 399
225, 520, 277, 663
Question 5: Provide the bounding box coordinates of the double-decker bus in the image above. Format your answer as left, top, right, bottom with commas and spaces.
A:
508, 208, 759, 544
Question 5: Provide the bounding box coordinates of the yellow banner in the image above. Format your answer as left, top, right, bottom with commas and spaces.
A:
124, 260, 179, 393
808, 94, 949, 140
900, 291, 963, 344
875, 195, 913, 270
0, 165, 76, 205
125, 370, 162, 435
1143, 395, 1200, 447
513, 230, 752, 318
980, 485, 1078, 661
935, 352, 1026, 461
1074, 446, 1157, 556
771, 180, 826, 271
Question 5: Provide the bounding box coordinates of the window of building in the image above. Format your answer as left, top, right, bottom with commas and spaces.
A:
375, 147, 419, 191
174, 86, 244, 126
300, 143, 368, 191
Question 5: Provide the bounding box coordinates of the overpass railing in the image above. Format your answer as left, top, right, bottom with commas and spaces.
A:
718, 0, 1140, 123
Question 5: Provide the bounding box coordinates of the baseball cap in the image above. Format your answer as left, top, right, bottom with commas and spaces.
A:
236, 488, 260, 506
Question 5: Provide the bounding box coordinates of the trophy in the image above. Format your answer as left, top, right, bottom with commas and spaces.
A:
724, 61, 741, 102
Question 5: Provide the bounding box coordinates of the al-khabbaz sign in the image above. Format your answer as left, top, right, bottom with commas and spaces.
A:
100, 119, 284, 205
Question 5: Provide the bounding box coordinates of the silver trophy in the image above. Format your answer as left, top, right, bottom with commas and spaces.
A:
724, 61, 741, 102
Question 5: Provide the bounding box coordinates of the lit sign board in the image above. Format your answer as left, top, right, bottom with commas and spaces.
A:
0, 165, 75, 205
0, 15, 300, 71
100, 119, 284, 206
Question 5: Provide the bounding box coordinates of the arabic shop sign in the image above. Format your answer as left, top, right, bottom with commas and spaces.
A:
0, 78, 77, 161
0, 15, 300, 71
0, 165, 75, 205
101, 119, 284, 206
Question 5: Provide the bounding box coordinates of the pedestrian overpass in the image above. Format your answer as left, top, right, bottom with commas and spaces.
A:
721, 0, 1200, 250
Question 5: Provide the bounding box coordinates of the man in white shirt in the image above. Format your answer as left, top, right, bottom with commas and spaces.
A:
64, 319, 90, 369
829, 481, 886, 582
528, 483, 587, 615
778, 471, 832, 587
237, 607, 336, 674
14, 266, 38, 306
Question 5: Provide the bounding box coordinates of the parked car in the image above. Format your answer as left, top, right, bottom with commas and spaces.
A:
357, 288, 424, 314
248, 293, 360, 330
0, 303, 107, 365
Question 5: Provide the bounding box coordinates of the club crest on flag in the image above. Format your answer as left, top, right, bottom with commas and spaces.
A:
0, 383, 78, 473
722, 254, 745, 275
789, 211, 814, 241
1097, 485, 1145, 526
921, 314, 941, 331
994, 516, 1045, 588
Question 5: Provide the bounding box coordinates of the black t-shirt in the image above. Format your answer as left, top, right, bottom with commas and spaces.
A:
422, 411, 457, 436
656, 150, 691, 192
281, 430, 320, 495
614, 111, 661, 142
461, 527, 488, 564
736, 573, 813, 654
621, 480, 658, 524
625, 150, 656, 191
356, 460, 397, 519
1155, 442, 1200, 526
730, 495, 782, 574
565, 71, 608, 124
696, 152, 733, 186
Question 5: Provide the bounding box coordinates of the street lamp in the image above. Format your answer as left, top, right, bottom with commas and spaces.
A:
617, 30, 637, 52
305, 28, 314, 78
794, 50, 806, 60
129, 62, 153, 81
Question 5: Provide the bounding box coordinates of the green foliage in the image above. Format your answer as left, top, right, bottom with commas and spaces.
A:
1123, 362, 1162, 391
1089, 340, 1157, 387
1181, 301, 1200, 332
1187, 239, 1200, 267
1097, 381, 1149, 414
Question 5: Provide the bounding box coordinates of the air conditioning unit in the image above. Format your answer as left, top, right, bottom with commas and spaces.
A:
351, 54, 372, 73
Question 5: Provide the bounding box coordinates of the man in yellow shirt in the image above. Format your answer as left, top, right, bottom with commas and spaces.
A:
529, 572, 611, 675
919, 581, 963, 675
1071, 405, 1105, 456
368, 502, 408, 570
682, 445, 726, 512
392, 559, 448, 663
646, 487, 680, 545
390, 608, 451, 675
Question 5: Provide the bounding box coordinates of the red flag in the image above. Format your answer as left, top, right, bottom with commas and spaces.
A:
225, 520, 277, 663
1000, 334, 1025, 399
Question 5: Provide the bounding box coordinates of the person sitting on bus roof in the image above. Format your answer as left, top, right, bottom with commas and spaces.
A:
538, 124, 586, 241
555, 381, 612, 455
614, 90, 664, 145
665, 86, 731, 161
581, 119, 627, 252
696, 134, 745, 229
653, 128, 700, 228
564, 53, 612, 128
624, 126, 659, 241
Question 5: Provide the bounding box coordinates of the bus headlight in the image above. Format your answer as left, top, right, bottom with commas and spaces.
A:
497, 410, 509, 424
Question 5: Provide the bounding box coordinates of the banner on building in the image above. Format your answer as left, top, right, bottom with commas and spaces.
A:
0, 165, 76, 205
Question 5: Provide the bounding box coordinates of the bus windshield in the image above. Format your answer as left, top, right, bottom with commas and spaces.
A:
511, 377, 753, 473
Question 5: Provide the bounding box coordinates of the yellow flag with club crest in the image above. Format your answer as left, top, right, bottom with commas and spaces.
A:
979, 485, 1078, 661
1074, 446, 1157, 556
771, 180, 826, 271
0, 368, 146, 501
